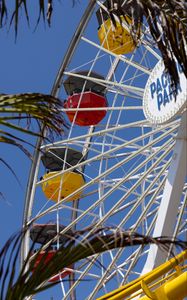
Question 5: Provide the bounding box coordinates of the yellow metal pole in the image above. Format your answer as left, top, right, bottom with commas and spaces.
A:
97, 250, 187, 300
139, 271, 187, 300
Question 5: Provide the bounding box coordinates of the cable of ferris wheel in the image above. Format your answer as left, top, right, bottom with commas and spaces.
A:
36, 124, 177, 187
81, 36, 152, 75
40, 119, 179, 150
31, 134, 175, 247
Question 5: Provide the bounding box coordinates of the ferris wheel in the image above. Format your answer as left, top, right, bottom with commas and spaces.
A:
21, 1, 187, 299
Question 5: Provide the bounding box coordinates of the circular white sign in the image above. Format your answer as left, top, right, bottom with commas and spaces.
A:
143, 60, 187, 124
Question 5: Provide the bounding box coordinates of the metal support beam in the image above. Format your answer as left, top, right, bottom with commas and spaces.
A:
141, 111, 187, 273
96, 250, 187, 300
139, 272, 187, 300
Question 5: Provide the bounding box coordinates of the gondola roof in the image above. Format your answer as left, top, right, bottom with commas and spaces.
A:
63, 71, 106, 96
41, 147, 84, 171
30, 224, 73, 245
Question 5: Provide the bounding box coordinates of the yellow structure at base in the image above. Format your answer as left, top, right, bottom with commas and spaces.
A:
97, 250, 187, 300
140, 271, 187, 300
42, 171, 85, 202
98, 17, 136, 55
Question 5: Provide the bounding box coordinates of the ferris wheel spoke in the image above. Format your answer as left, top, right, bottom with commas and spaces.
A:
62, 254, 101, 300
81, 36, 152, 75
93, 142, 174, 231
37, 123, 178, 187
127, 175, 168, 231
89, 209, 158, 296
121, 216, 157, 285
33, 128, 176, 226
74, 138, 172, 233
40, 120, 149, 150
166, 190, 187, 256
63, 71, 145, 97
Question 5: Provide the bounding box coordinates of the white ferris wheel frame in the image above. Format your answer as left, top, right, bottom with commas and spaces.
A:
21, 1, 187, 299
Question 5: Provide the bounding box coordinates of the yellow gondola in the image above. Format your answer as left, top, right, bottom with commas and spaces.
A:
98, 16, 136, 55
41, 171, 85, 202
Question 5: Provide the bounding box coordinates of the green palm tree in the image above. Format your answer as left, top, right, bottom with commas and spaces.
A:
106, 0, 187, 90
0, 92, 65, 159
1, 225, 186, 299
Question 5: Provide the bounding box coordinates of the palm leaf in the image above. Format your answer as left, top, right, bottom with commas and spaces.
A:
0, 92, 66, 147
0, 132, 32, 158
105, 0, 187, 91
1, 0, 53, 34
0, 93, 66, 134
0, 157, 21, 186
0, 0, 7, 27
0, 225, 186, 299
0, 93, 67, 168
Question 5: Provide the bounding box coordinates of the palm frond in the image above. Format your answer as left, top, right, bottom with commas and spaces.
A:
0, 0, 7, 27
0, 93, 66, 159
0, 92, 66, 134
0, 225, 186, 300
0, 157, 21, 187
106, 0, 187, 91
0, 0, 53, 35
0, 132, 32, 158
0, 93, 66, 134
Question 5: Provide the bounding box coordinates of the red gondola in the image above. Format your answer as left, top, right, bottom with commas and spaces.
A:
63, 71, 108, 126
64, 91, 107, 126
30, 224, 73, 282
32, 250, 72, 282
